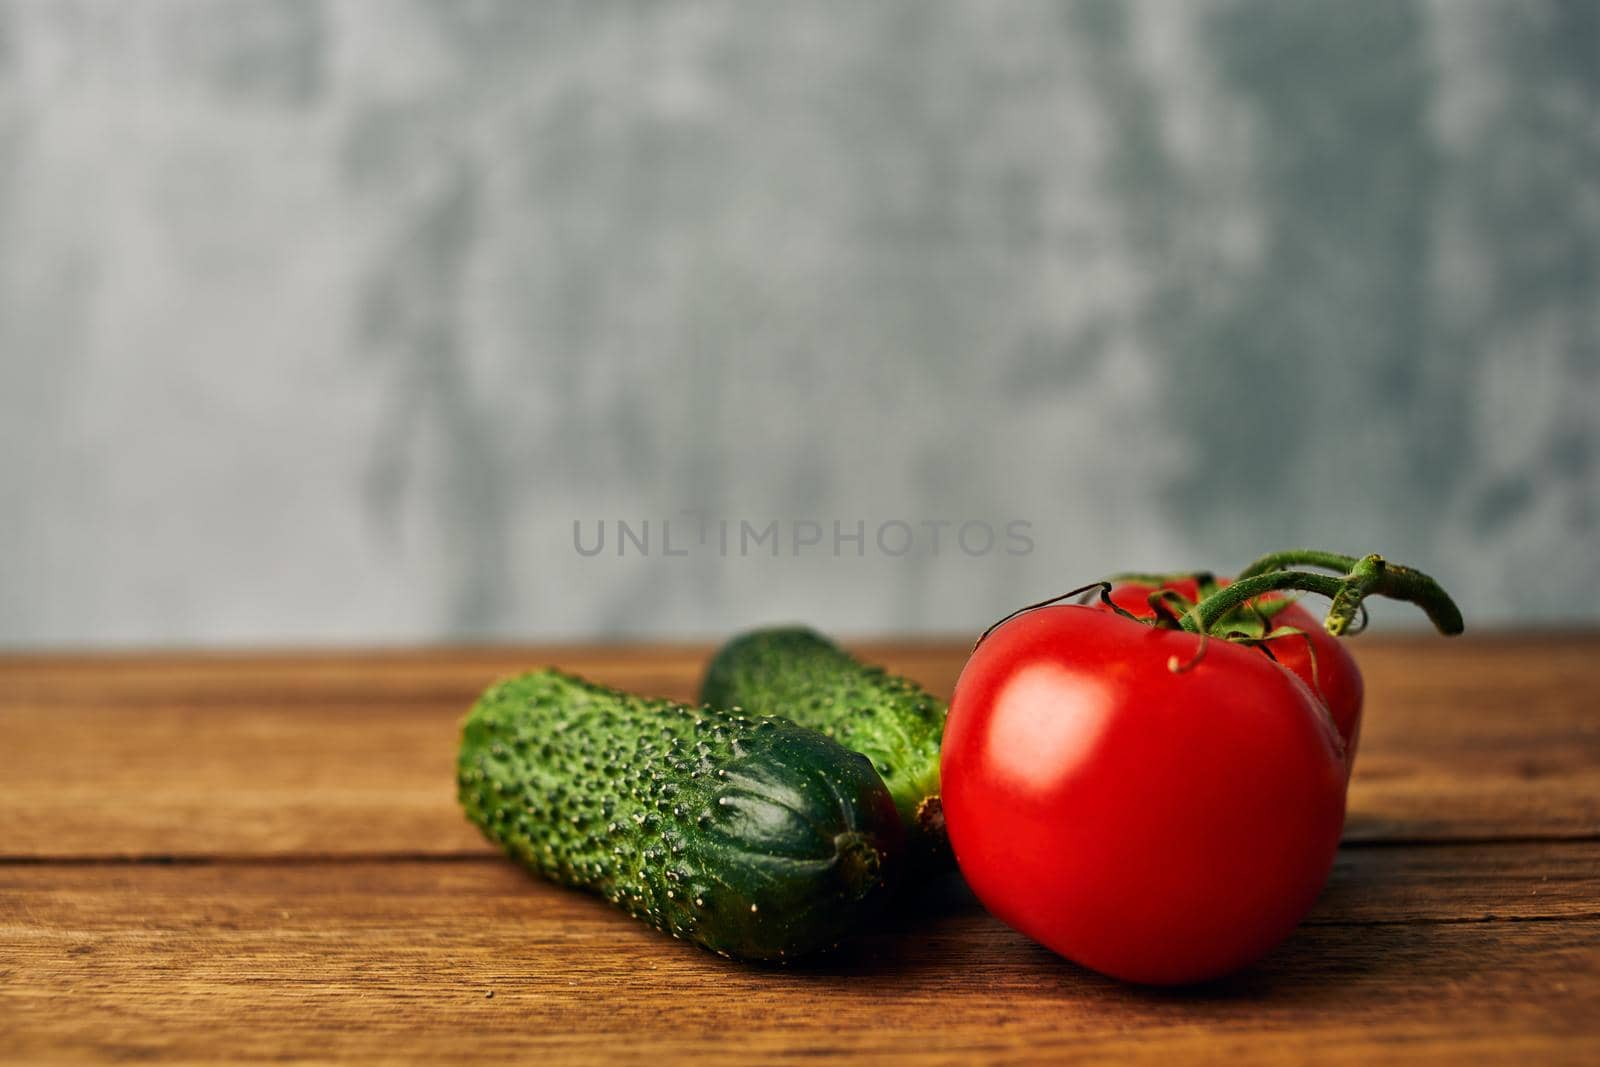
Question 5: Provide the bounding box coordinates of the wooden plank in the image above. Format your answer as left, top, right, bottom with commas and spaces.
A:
1311, 840, 1600, 923
2, 845, 1597, 1065
2, 636, 1597, 858
1342, 636, 1600, 841
0, 645, 712, 707
0, 699, 489, 858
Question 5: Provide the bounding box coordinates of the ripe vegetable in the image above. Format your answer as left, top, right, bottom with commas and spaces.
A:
941, 550, 1462, 985
459, 668, 902, 961
701, 627, 946, 847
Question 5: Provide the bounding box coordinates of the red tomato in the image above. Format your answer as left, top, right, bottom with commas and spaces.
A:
1104, 579, 1365, 770
942, 603, 1348, 985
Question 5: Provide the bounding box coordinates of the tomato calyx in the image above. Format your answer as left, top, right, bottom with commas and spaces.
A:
976, 549, 1464, 654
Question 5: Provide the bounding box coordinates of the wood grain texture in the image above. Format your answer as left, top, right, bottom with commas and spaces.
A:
1, 638, 1598, 1063
2, 850, 1597, 1066
2, 637, 1597, 858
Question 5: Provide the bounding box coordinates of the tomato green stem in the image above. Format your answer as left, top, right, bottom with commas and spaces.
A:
1235, 549, 1364, 580
1181, 572, 1347, 635
1185, 554, 1465, 638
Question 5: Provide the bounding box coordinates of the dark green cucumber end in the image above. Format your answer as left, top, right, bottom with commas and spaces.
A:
685, 729, 903, 961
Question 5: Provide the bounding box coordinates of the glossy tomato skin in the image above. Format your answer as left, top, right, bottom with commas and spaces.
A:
943, 604, 1347, 985
1105, 580, 1365, 770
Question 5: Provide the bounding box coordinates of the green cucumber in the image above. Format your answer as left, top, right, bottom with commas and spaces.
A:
700, 628, 947, 848
457, 668, 902, 961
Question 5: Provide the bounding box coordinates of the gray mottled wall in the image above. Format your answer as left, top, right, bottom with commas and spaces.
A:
1, 0, 1596, 646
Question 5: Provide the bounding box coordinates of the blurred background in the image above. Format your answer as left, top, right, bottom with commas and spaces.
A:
1, 0, 1595, 647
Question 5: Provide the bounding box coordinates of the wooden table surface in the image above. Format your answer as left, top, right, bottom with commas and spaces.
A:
2, 636, 1598, 1064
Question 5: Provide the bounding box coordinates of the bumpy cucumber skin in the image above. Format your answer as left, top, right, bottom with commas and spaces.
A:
700, 628, 946, 833
458, 669, 902, 962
